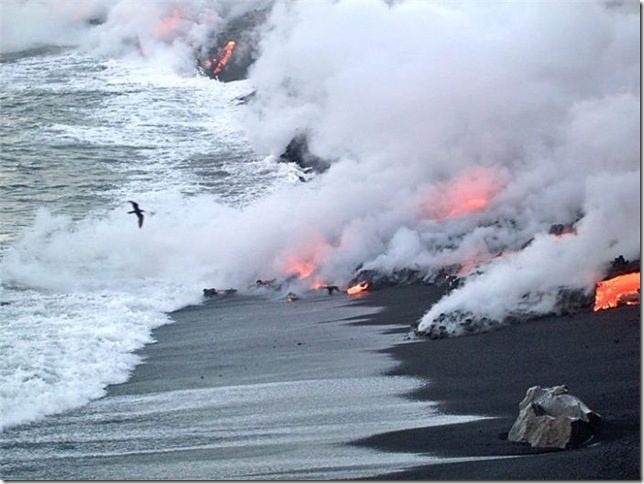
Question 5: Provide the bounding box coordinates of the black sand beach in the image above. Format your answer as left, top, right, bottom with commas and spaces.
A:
352, 285, 641, 480
1, 285, 639, 480
3, 290, 479, 480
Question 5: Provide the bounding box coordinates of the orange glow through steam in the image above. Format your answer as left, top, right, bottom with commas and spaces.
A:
156, 9, 184, 40
286, 259, 315, 279
421, 169, 504, 222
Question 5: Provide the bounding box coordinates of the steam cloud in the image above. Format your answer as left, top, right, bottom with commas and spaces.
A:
2, 1, 640, 337
246, 0, 640, 334
1, 0, 107, 53
1, 0, 267, 72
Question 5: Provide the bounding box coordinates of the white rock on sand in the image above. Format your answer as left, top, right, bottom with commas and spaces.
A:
508, 385, 601, 449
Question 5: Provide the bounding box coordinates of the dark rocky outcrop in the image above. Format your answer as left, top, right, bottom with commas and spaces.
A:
197, 7, 270, 82
348, 268, 432, 291
279, 134, 331, 174
604, 255, 640, 279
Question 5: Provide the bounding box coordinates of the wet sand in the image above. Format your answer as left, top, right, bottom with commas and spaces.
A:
352, 285, 641, 480
2, 285, 638, 480
1, 290, 482, 480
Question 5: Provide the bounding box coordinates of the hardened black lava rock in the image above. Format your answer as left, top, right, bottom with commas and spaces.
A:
605, 255, 640, 279
348, 268, 430, 290
279, 134, 331, 174
197, 7, 269, 82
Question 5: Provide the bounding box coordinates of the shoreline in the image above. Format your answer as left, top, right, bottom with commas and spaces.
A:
351, 286, 641, 480
2, 289, 476, 480
1, 285, 638, 480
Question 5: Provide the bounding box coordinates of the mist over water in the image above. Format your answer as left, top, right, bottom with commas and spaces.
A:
0, 24, 286, 428
0, 0, 640, 429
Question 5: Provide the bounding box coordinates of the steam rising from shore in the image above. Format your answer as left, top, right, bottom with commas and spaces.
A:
1, 0, 267, 72
248, 0, 640, 332
2, 0, 640, 335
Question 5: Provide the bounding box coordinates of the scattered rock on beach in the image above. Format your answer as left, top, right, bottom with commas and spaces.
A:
348, 268, 431, 291
203, 288, 237, 298
508, 385, 601, 449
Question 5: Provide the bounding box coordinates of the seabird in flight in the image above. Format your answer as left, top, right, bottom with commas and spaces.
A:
128, 201, 145, 228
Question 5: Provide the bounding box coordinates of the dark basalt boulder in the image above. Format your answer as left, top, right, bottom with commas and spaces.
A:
279, 134, 331, 174
605, 255, 640, 279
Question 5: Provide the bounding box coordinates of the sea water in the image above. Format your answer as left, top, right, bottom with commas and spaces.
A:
0, 46, 294, 430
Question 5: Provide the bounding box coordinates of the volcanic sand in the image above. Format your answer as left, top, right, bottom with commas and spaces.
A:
352, 285, 640, 480
32, 284, 636, 480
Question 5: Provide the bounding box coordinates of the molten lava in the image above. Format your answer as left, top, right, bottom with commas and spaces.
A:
347, 281, 369, 295
593, 272, 640, 311
212, 40, 236, 75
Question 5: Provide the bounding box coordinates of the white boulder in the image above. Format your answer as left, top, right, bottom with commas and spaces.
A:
508, 385, 601, 449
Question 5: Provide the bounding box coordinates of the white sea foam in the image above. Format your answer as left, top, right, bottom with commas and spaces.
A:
0, 200, 219, 430
0, 47, 279, 430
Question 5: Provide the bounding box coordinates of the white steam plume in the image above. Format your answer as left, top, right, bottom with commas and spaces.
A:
243, 0, 640, 333
2, 1, 639, 338
1, 0, 270, 74
0, 0, 112, 53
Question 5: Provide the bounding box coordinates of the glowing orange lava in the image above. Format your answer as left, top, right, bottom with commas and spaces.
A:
347, 281, 369, 295
421, 169, 505, 222
593, 272, 640, 311
213, 40, 236, 75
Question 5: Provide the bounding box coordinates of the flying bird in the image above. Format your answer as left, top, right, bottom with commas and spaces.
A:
128, 201, 145, 228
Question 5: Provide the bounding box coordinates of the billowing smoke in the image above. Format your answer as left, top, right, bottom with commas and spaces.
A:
244, 0, 640, 334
